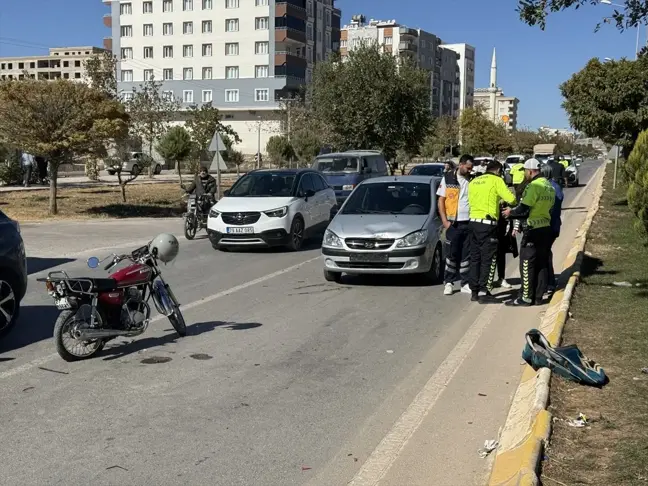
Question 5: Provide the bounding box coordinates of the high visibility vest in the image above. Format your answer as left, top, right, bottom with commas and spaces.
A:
510, 163, 525, 185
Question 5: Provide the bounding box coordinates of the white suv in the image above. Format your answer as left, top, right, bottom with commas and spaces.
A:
207, 169, 337, 251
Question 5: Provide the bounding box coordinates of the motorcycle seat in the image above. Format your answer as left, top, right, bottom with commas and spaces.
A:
67, 278, 118, 293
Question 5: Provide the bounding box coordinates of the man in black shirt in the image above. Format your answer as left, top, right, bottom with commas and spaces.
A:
547, 156, 566, 187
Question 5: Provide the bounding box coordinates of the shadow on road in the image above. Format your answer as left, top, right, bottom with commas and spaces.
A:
0, 305, 60, 355
100, 320, 263, 361
27, 257, 75, 275
562, 206, 587, 211
84, 203, 184, 219
340, 274, 439, 288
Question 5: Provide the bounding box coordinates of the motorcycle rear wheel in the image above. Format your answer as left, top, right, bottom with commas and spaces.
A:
168, 305, 187, 337
54, 308, 105, 362
184, 214, 197, 240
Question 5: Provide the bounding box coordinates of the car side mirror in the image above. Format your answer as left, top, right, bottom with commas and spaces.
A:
304, 189, 316, 199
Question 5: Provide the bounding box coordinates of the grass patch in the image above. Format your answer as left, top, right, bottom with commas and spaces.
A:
542, 163, 648, 486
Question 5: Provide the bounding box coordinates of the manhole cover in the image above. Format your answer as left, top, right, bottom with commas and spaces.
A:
140, 356, 172, 364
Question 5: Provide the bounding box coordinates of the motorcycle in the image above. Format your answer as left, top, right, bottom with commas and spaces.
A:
183, 193, 211, 240
37, 243, 186, 362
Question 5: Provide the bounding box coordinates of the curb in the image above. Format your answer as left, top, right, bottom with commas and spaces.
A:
487, 165, 607, 486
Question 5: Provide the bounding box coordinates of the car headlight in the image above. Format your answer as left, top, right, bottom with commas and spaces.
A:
342, 184, 354, 191
264, 206, 288, 218
209, 209, 220, 218
396, 229, 428, 248
323, 229, 342, 247
565, 166, 576, 172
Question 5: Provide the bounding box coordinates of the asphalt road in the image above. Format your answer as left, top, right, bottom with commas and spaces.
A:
0, 161, 604, 486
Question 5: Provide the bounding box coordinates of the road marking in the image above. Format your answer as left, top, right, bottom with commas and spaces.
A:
0, 255, 320, 380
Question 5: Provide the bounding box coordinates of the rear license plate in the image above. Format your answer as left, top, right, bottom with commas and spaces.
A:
55, 298, 72, 310
349, 253, 389, 263
226, 227, 254, 234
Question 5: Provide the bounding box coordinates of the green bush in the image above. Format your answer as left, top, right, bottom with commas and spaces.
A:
0, 151, 24, 185
626, 128, 648, 238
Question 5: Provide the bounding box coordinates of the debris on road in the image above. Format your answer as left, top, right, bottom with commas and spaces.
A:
386, 350, 394, 354
140, 356, 172, 364
38, 366, 69, 375
301, 466, 312, 471
566, 413, 589, 428
612, 281, 633, 287
106, 465, 128, 471
479, 440, 498, 458
22, 386, 35, 392
478, 393, 487, 397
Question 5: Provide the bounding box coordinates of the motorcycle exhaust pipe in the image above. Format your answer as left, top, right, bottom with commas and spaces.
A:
77, 327, 146, 340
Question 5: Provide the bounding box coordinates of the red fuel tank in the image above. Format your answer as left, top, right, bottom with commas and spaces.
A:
112, 263, 152, 287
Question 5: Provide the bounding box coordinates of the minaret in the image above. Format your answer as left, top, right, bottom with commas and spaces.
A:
489, 48, 497, 122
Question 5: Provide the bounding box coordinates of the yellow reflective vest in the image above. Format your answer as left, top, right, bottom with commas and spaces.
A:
510, 163, 525, 185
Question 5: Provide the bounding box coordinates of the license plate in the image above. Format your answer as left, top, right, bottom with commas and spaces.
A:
349, 253, 389, 263
55, 298, 72, 310
226, 227, 254, 234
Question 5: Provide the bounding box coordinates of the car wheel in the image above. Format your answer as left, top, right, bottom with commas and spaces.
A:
0, 272, 21, 339
131, 164, 140, 176
154, 164, 162, 175
286, 216, 305, 251
324, 269, 343, 283
420, 244, 443, 285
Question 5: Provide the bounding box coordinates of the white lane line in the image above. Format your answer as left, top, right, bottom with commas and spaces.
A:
348, 303, 501, 486
0, 255, 320, 380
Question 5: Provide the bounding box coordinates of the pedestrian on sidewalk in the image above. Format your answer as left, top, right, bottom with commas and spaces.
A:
541, 164, 564, 294
437, 154, 474, 296
467, 159, 517, 304
21, 152, 34, 187
503, 159, 556, 307
35, 156, 48, 184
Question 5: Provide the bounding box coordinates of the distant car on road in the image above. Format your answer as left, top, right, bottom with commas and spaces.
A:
408, 162, 446, 177
207, 169, 336, 251
474, 157, 512, 185
321, 175, 444, 284
0, 209, 27, 338
106, 152, 163, 176
563, 156, 581, 187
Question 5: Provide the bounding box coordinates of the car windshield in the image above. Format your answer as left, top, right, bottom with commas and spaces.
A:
409, 165, 444, 176
314, 156, 359, 173
535, 155, 550, 164
505, 157, 522, 164
227, 172, 295, 197
342, 182, 431, 215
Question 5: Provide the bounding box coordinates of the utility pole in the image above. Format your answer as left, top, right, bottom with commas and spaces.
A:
256, 116, 262, 169
286, 97, 293, 168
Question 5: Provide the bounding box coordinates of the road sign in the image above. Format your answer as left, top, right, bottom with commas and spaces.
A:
607, 145, 621, 159
208, 131, 226, 152
501, 114, 510, 123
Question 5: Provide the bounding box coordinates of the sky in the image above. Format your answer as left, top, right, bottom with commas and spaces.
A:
0, 0, 642, 129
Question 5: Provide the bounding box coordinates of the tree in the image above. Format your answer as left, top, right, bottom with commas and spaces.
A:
626, 128, 648, 239
156, 126, 193, 185
0, 79, 128, 214
560, 57, 648, 157
510, 129, 542, 154
308, 45, 432, 159
460, 106, 511, 156
227, 149, 245, 176
291, 130, 321, 167
126, 78, 179, 177
105, 136, 149, 203
84, 51, 118, 99
421, 116, 460, 159
266, 135, 294, 167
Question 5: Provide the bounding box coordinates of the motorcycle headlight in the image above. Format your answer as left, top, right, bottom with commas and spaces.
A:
565, 166, 576, 172
209, 209, 220, 218
264, 206, 288, 218
396, 229, 428, 248
323, 229, 343, 247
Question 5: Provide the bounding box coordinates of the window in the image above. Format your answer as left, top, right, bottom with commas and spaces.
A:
183, 45, 193, 57
298, 174, 315, 196
340, 39, 347, 48
122, 92, 134, 101
121, 70, 133, 82
226, 19, 239, 32
325, 32, 330, 48
256, 0, 269, 5
142, 47, 154, 60
120, 47, 133, 59
202, 90, 213, 103
226, 0, 239, 7
255, 41, 269, 54
163, 0, 173, 12
183, 68, 193, 80
225, 89, 239, 102
143, 24, 153, 36
202, 43, 213, 56
326, 10, 331, 27
225, 66, 239, 79
255, 17, 269, 30
306, 45, 313, 61
306, 0, 313, 15
255, 65, 269, 78
143, 1, 153, 13
120, 25, 133, 37
225, 43, 239, 56
384, 36, 393, 45
163, 46, 174, 58
202, 67, 212, 79
202, 20, 212, 33
202, 0, 212, 8
163, 91, 174, 101
312, 174, 327, 192
306, 23, 313, 41
183, 90, 194, 103
255, 88, 269, 102
75, 60, 81, 67
144, 69, 154, 81
74, 72, 82, 79
163, 68, 173, 80
183, 21, 193, 34
183, 0, 193, 11
163, 23, 173, 35
120, 3, 132, 15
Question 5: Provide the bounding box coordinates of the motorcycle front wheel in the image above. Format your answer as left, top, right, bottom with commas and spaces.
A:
168, 305, 187, 337
184, 214, 197, 240
53, 307, 105, 362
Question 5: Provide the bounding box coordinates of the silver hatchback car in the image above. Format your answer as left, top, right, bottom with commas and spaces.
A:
321, 175, 444, 284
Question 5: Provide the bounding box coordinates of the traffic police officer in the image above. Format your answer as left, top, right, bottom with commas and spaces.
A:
467, 159, 517, 303
503, 159, 556, 307
510, 159, 526, 199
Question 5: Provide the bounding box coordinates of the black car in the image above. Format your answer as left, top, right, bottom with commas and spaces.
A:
0, 210, 27, 338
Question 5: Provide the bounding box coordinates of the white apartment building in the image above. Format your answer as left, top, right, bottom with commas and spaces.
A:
474, 88, 519, 130
440, 43, 475, 113
105, 0, 341, 155
0, 46, 107, 82
340, 16, 461, 118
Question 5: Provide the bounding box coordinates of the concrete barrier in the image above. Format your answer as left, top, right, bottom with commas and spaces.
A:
487, 165, 606, 486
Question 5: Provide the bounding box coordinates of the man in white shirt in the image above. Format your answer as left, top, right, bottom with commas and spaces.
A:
437, 154, 474, 295
21, 152, 35, 187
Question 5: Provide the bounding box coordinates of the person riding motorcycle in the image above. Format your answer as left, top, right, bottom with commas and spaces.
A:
182, 167, 217, 214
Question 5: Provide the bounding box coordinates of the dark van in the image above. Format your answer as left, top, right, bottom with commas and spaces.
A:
311, 150, 388, 204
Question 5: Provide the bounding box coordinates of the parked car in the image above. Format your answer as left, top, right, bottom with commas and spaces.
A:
311, 150, 389, 205
0, 209, 27, 338
106, 152, 163, 176
473, 157, 512, 185
564, 157, 581, 187
321, 175, 444, 284
207, 169, 336, 251
408, 162, 446, 177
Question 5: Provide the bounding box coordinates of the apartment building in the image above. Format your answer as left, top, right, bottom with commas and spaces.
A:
474, 88, 519, 130
339, 16, 461, 118
440, 43, 475, 114
0, 46, 106, 82
104, 0, 341, 155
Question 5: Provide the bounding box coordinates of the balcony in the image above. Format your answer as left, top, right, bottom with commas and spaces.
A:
399, 27, 418, 39
275, 28, 306, 45
275, 1, 307, 21
398, 41, 417, 53
103, 13, 112, 28
103, 37, 113, 51
275, 51, 307, 69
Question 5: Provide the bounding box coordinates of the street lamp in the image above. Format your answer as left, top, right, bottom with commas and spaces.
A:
599, 0, 643, 59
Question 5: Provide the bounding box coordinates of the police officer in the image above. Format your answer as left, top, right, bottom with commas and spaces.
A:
510, 159, 526, 199
541, 163, 564, 294
548, 156, 567, 187
503, 159, 556, 307
467, 159, 517, 303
